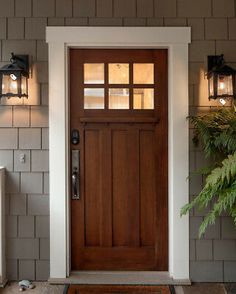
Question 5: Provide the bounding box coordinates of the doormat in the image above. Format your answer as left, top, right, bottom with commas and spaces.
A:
64, 285, 175, 294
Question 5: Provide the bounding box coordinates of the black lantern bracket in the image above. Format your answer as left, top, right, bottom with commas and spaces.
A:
10, 53, 29, 78
207, 54, 224, 73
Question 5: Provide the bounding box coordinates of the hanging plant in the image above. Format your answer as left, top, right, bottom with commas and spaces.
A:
181, 107, 236, 237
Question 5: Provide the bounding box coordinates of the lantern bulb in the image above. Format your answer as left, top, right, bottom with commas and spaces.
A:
10, 73, 17, 81
219, 98, 226, 105
10, 81, 17, 90
219, 81, 225, 90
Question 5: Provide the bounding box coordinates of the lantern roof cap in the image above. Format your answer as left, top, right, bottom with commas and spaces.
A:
207, 54, 236, 78
210, 63, 236, 75
0, 62, 25, 72
0, 53, 29, 77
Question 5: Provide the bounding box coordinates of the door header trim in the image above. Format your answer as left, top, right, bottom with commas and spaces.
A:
46, 26, 190, 281
46, 27, 191, 45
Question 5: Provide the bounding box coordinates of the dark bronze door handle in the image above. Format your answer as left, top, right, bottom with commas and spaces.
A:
72, 150, 80, 200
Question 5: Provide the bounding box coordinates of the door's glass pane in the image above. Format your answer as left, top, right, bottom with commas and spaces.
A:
133, 63, 154, 84
109, 88, 129, 109
84, 88, 104, 109
133, 88, 154, 109
109, 63, 129, 84
84, 63, 104, 84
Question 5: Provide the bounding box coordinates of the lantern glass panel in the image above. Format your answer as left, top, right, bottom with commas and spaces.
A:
217, 74, 233, 96
209, 75, 214, 97
21, 76, 27, 96
2, 74, 18, 95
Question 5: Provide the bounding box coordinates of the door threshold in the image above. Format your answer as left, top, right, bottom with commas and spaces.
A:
48, 271, 191, 285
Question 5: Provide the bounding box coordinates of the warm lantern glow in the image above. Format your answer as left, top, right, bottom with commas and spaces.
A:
2, 74, 18, 95
209, 75, 214, 97
0, 53, 29, 99
219, 77, 225, 90
21, 76, 27, 95
207, 55, 236, 101
217, 75, 233, 97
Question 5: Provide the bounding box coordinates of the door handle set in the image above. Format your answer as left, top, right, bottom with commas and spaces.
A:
72, 167, 79, 199
71, 149, 80, 200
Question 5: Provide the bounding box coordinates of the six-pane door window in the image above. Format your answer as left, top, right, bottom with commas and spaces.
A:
83, 63, 155, 110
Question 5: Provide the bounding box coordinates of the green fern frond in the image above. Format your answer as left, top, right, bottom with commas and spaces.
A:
199, 183, 236, 237
189, 108, 236, 157
182, 107, 236, 237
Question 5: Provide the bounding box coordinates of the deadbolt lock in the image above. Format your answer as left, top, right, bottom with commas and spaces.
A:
71, 129, 80, 145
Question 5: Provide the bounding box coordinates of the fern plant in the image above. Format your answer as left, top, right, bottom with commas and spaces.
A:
181, 108, 236, 237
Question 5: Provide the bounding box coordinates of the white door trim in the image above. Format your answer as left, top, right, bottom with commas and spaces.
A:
46, 26, 191, 281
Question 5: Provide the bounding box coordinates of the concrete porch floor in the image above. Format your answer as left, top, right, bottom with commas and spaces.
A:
0, 282, 234, 294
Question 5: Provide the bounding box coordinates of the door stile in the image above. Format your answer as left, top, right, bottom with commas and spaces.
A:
71, 127, 85, 269
154, 50, 168, 270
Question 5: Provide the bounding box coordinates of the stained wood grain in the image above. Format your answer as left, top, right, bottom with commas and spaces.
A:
70, 49, 168, 271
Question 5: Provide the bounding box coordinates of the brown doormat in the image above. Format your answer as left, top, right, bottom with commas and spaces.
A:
64, 285, 175, 294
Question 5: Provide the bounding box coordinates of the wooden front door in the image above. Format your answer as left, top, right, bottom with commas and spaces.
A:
70, 49, 168, 271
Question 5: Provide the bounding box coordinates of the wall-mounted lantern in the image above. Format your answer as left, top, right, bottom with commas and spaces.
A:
207, 54, 236, 105
0, 53, 29, 99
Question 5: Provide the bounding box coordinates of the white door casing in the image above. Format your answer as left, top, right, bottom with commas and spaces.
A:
46, 26, 191, 281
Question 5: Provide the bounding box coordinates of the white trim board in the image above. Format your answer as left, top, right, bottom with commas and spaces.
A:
46, 26, 191, 282
0, 167, 6, 287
